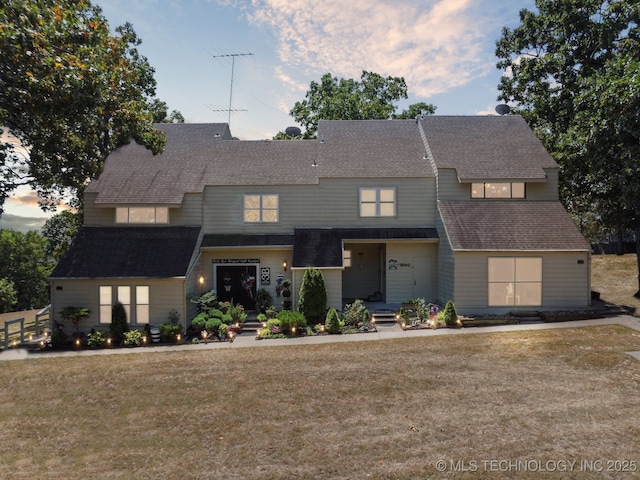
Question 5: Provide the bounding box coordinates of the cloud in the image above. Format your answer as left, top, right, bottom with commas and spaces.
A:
225, 0, 511, 99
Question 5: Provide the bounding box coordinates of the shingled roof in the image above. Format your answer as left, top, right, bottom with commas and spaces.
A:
438, 201, 590, 251
420, 116, 557, 181
50, 226, 202, 278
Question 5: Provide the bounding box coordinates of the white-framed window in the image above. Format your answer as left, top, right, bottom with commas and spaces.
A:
488, 257, 542, 306
99, 286, 112, 324
343, 250, 351, 268
471, 183, 525, 199
244, 194, 279, 223
115, 207, 169, 224
136, 286, 150, 324
117, 286, 131, 323
359, 187, 396, 217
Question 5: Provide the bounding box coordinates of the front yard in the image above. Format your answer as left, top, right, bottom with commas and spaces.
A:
1, 325, 640, 479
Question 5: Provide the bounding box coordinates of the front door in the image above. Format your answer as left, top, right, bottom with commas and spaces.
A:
413, 257, 433, 299
216, 265, 257, 310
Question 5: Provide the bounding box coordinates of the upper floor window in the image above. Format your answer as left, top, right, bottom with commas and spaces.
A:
116, 207, 168, 224
360, 187, 396, 217
244, 194, 279, 223
471, 183, 525, 199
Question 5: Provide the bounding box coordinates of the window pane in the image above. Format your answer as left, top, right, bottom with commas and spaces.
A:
128, 208, 155, 223
488, 258, 515, 282
155, 207, 169, 223
486, 183, 510, 198
244, 209, 260, 222
360, 189, 376, 202
262, 195, 278, 209
343, 250, 351, 267
516, 258, 542, 282
516, 283, 541, 306
100, 305, 112, 324
115, 208, 128, 223
100, 286, 112, 305
262, 209, 278, 222
360, 203, 377, 217
379, 188, 395, 202
471, 183, 484, 198
512, 183, 525, 198
488, 283, 513, 306
136, 305, 149, 324
380, 203, 395, 217
244, 195, 260, 209
117, 286, 130, 304
136, 286, 149, 304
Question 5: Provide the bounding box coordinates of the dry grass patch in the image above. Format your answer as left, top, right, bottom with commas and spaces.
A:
592, 254, 640, 315
2, 325, 640, 479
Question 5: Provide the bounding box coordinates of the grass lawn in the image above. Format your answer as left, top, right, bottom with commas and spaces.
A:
2, 325, 640, 479
592, 254, 640, 315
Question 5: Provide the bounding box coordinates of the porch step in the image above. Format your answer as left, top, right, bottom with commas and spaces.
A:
371, 309, 398, 325
242, 321, 263, 333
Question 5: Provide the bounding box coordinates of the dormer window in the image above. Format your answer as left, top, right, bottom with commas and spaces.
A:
471, 183, 525, 199
244, 194, 279, 223
116, 207, 169, 224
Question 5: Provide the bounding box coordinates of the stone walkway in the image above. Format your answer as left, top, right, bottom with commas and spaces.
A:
1, 314, 640, 362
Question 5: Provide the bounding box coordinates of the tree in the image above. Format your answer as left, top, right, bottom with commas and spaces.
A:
0, 229, 54, 310
495, 0, 640, 296
41, 210, 82, 262
148, 98, 185, 124
297, 268, 327, 325
281, 71, 436, 139
0, 0, 167, 215
0, 277, 18, 313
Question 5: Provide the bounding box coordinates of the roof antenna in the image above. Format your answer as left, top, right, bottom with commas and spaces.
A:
207, 51, 254, 127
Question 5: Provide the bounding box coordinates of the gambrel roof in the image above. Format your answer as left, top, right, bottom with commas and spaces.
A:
438, 201, 590, 251
420, 116, 557, 182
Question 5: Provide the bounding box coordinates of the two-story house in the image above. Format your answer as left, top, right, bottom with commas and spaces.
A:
49, 115, 591, 334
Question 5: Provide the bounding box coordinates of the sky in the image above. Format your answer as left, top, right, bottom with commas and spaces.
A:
0, 0, 537, 232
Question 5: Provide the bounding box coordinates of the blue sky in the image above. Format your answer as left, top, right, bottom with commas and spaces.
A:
1, 0, 536, 230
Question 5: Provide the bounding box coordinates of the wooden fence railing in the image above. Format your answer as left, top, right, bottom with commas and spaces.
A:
1, 305, 50, 350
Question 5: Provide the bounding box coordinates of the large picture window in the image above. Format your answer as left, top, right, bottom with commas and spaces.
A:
471, 183, 525, 199
244, 194, 279, 223
488, 257, 542, 306
359, 187, 396, 217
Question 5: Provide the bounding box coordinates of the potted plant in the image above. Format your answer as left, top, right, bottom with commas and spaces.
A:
255, 288, 273, 314
281, 279, 292, 310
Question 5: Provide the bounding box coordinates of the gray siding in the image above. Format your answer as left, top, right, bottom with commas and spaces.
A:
385, 243, 437, 304
202, 177, 436, 234
436, 209, 455, 304
83, 193, 114, 226
171, 193, 203, 225
451, 251, 591, 315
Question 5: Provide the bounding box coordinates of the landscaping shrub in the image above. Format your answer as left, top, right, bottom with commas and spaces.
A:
86, 330, 106, 348
442, 300, 459, 327
277, 310, 306, 335
343, 299, 370, 327
325, 307, 343, 334
218, 323, 229, 338
191, 312, 208, 331
281, 279, 292, 310
205, 317, 222, 336
298, 268, 327, 324
123, 329, 143, 347
110, 302, 128, 345
51, 327, 68, 349
189, 289, 219, 313
255, 288, 273, 313
159, 323, 182, 343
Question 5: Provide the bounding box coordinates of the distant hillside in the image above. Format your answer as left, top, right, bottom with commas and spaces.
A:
0, 213, 47, 232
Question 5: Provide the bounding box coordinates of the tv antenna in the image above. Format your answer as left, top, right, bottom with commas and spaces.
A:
208, 51, 253, 125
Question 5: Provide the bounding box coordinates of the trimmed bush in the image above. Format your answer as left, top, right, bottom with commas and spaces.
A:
159, 323, 182, 343
325, 307, 343, 334
86, 330, 106, 348
110, 302, 129, 345
123, 329, 143, 347
298, 268, 327, 324
277, 310, 306, 335
442, 300, 459, 327
51, 328, 68, 349
343, 299, 370, 327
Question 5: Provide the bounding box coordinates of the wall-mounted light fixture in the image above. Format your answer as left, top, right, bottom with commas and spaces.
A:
283, 259, 288, 272
198, 273, 205, 287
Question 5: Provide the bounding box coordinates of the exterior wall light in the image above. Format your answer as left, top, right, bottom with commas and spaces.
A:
283, 259, 288, 272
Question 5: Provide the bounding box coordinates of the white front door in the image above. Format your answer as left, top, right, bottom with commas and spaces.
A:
413, 257, 433, 299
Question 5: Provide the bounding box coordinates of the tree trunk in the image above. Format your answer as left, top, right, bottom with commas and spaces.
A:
635, 212, 640, 299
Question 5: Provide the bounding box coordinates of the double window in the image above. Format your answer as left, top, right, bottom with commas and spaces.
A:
471, 183, 525, 199
488, 257, 542, 306
116, 207, 168, 224
359, 188, 396, 217
244, 194, 279, 223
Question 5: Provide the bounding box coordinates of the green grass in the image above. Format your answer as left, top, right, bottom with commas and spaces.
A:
1, 326, 640, 479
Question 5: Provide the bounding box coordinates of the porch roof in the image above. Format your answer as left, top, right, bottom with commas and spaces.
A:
50, 226, 202, 279
201, 234, 294, 248
292, 228, 438, 268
